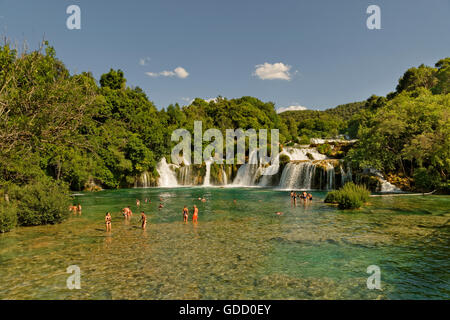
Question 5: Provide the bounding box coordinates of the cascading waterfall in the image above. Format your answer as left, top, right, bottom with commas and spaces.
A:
135, 171, 151, 188
326, 163, 335, 190
156, 157, 178, 187
222, 169, 228, 185
279, 162, 317, 190
233, 150, 263, 186
203, 159, 212, 186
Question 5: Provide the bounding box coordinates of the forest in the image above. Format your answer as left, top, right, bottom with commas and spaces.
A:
0, 41, 448, 232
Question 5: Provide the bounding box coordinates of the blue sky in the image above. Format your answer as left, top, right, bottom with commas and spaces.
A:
1, 0, 449, 111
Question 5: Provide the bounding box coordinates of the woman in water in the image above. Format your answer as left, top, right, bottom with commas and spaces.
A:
183, 205, 189, 223
140, 211, 147, 230
105, 212, 112, 232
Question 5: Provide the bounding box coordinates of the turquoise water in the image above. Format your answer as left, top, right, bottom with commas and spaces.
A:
0, 187, 448, 299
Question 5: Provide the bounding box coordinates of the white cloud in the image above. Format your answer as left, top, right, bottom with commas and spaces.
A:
253, 62, 292, 80
276, 105, 307, 114
145, 66, 189, 79
139, 57, 150, 66
174, 67, 189, 79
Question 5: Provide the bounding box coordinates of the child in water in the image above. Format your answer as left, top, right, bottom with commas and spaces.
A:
140, 211, 147, 230
192, 205, 198, 223
105, 212, 112, 232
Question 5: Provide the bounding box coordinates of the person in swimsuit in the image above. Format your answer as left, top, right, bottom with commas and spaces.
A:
307, 193, 313, 201
192, 205, 198, 223
69, 204, 77, 214
140, 211, 147, 230
77, 203, 82, 215
136, 199, 140, 207
127, 206, 133, 219
183, 205, 189, 223
158, 203, 164, 209
105, 212, 112, 232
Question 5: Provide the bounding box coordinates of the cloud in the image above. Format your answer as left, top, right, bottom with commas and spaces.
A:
276, 105, 307, 114
253, 62, 292, 80
174, 67, 189, 79
139, 57, 151, 66
145, 66, 189, 79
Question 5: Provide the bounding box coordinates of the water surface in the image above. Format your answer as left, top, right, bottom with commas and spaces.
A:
0, 188, 448, 299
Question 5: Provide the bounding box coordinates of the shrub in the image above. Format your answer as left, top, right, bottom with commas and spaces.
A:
413, 167, 440, 192
324, 182, 370, 209
298, 135, 310, 145
10, 177, 71, 226
0, 201, 18, 233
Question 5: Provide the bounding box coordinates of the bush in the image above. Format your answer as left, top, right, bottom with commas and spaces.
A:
413, 167, 440, 192
10, 177, 71, 226
298, 135, 310, 145
0, 201, 18, 233
324, 182, 370, 209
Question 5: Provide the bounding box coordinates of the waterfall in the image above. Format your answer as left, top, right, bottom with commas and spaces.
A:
326, 163, 335, 190
156, 157, 178, 187
380, 179, 401, 192
279, 162, 316, 190
203, 159, 212, 186
280, 147, 327, 161
135, 171, 151, 188
179, 165, 193, 185
233, 150, 263, 186
222, 169, 228, 185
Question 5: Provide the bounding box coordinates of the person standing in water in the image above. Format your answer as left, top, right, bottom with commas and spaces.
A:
183, 205, 189, 223
77, 203, 82, 215
140, 211, 147, 230
192, 205, 198, 223
136, 199, 140, 207
105, 212, 112, 232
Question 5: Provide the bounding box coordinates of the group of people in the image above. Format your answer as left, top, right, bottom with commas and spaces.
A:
69, 203, 82, 215
102, 197, 202, 232
290, 191, 313, 204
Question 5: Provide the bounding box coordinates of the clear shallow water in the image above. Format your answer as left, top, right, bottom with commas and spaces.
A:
0, 188, 448, 300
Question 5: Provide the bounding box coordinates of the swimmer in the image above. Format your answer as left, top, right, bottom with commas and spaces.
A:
276, 212, 283, 216
233, 199, 237, 204
126, 206, 133, 219
307, 193, 313, 201
77, 203, 82, 215
140, 211, 147, 230
198, 197, 202, 201
69, 204, 77, 214
105, 212, 112, 232
136, 199, 140, 207
144, 198, 148, 203
183, 205, 189, 223
158, 203, 164, 209
192, 205, 198, 223
201, 198, 206, 203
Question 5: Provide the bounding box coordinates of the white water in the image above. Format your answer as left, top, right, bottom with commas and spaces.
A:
135, 171, 151, 188
156, 157, 178, 187
280, 147, 327, 161
233, 150, 263, 186
222, 169, 228, 185
279, 162, 316, 190
203, 159, 212, 186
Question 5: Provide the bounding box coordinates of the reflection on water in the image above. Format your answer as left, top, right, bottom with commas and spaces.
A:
0, 188, 448, 299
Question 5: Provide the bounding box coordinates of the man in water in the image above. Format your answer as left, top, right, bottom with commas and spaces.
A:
140, 211, 147, 230
105, 212, 112, 232
192, 205, 198, 223
158, 203, 164, 209
69, 204, 77, 214
183, 205, 189, 223
77, 203, 82, 215
136, 199, 140, 207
